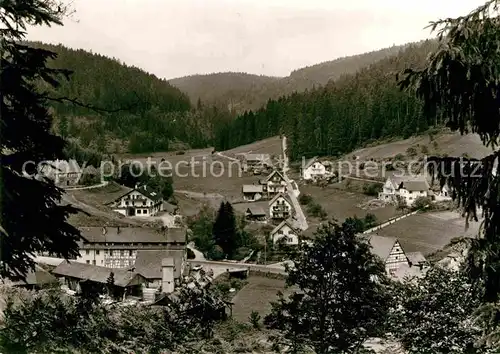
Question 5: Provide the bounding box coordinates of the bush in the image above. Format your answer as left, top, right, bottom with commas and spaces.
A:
363, 183, 381, 196
176, 151, 186, 155
411, 196, 433, 211
187, 248, 196, 259
299, 194, 313, 205
207, 245, 225, 261
249, 311, 261, 329
307, 203, 328, 220
420, 145, 429, 154
233, 247, 251, 261
394, 153, 405, 161
406, 146, 418, 157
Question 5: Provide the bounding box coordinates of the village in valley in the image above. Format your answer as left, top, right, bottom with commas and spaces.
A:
6, 0, 500, 352
13, 132, 481, 344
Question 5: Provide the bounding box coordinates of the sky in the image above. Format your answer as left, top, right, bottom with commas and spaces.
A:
27, 0, 486, 80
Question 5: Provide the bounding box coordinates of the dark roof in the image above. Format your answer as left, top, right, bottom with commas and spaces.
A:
134, 249, 185, 280
116, 184, 163, 202
399, 180, 430, 192
269, 192, 293, 207
79, 227, 186, 244
6, 265, 58, 286
406, 252, 427, 265
365, 235, 398, 261
246, 206, 266, 216
303, 157, 320, 169
52, 261, 144, 287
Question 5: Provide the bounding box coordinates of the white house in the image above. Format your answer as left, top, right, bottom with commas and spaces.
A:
270, 219, 299, 245
75, 226, 186, 268
379, 176, 430, 206
264, 170, 288, 197
301, 157, 327, 180
398, 180, 430, 206
269, 193, 294, 220
111, 184, 163, 216
242, 184, 264, 201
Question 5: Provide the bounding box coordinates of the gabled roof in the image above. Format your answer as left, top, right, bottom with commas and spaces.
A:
242, 184, 264, 193
5, 264, 58, 287
365, 235, 399, 262
246, 206, 266, 216
52, 261, 144, 287
271, 219, 297, 236
269, 192, 293, 207
115, 184, 163, 202
406, 252, 427, 265
134, 249, 185, 280
265, 169, 286, 183
303, 157, 322, 169
399, 180, 430, 192
79, 226, 186, 244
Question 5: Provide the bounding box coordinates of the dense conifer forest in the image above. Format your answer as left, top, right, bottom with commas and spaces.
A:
35, 39, 441, 159
169, 43, 412, 112
29, 42, 224, 154
213, 40, 440, 160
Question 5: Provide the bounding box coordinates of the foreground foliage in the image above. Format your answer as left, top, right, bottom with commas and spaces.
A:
264, 220, 392, 353
389, 267, 486, 353
398, 0, 500, 348
0, 284, 223, 354
0, 0, 81, 279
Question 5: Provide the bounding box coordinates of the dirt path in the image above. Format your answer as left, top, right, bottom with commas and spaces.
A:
64, 181, 109, 191
342, 175, 384, 184
282, 136, 308, 231
174, 190, 224, 200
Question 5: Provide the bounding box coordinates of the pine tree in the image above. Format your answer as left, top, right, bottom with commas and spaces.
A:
212, 201, 237, 258
0, 0, 81, 279
106, 271, 115, 298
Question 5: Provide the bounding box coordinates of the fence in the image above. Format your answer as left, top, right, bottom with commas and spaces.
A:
362, 210, 419, 234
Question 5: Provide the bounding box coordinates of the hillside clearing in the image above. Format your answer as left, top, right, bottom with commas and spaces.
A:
301, 185, 399, 223
231, 276, 288, 322
346, 132, 493, 161
373, 211, 482, 255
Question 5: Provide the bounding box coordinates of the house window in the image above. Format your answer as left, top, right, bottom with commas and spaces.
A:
278, 230, 283, 234
120, 250, 125, 257
143, 201, 146, 206
86, 260, 90, 264
101, 260, 103, 264
137, 209, 141, 214
125, 201, 129, 206
92, 260, 96, 265
86, 250, 90, 255
96, 250, 100, 255
143, 209, 148, 214
129, 250, 133, 257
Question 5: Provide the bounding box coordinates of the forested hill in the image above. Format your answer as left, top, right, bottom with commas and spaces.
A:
213, 39, 440, 160
169, 43, 410, 112
28, 42, 215, 154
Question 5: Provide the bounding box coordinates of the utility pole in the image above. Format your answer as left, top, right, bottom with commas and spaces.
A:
264, 237, 267, 264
